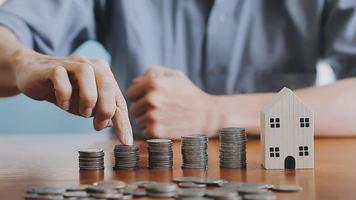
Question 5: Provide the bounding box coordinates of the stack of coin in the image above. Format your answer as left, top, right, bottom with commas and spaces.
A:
181, 135, 208, 168
147, 139, 173, 169
113, 144, 139, 170
219, 127, 247, 168
78, 148, 105, 170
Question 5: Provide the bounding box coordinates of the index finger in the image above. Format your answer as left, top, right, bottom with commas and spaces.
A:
112, 86, 133, 145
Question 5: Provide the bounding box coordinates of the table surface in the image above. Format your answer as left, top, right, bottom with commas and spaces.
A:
0, 133, 355, 200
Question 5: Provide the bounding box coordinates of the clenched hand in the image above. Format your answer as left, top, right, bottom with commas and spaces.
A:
127, 66, 218, 139
11, 49, 133, 144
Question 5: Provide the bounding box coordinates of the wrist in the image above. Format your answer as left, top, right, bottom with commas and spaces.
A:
203, 94, 222, 137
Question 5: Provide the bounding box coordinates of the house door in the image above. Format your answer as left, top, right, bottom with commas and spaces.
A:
284, 156, 295, 169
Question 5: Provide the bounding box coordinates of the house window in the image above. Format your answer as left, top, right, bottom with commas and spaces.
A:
300, 118, 310, 128
299, 146, 309, 156
270, 118, 280, 128
269, 147, 280, 157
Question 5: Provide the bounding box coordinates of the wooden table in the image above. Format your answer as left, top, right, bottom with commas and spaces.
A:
0, 133, 355, 200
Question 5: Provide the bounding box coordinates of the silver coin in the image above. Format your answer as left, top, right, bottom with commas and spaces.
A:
77, 148, 103, 153
145, 182, 177, 193
27, 187, 65, 195
243, 194, 277, 200
93, 180, 126, 189
178, 182, 206, 188
177, 188, 205, 197
271, 184, 303, 192
237, 187, 268, 194
147, 191, 177, 198
63, 191, 88, 198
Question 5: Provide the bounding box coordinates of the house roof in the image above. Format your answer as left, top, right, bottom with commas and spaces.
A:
262, 87, 311, 113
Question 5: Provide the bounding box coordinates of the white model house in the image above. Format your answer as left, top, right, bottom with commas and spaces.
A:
261, 87, 314, 169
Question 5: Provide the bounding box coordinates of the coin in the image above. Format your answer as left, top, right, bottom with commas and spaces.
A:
113, 144, 140, 170
78, 148, 104, 170
177, 188, 205, 197
145, 182, 177, 193
181, 135, 208, 169
271, 184, 303, 192
243, 194, 277, 200
93, 180, 126, 189
147, 139, 173, 169
178, 182, 206, 188
219, 127, 247, 168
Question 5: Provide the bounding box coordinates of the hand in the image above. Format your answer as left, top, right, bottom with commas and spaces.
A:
127, 65, 218, 139
10, 49, 133, 144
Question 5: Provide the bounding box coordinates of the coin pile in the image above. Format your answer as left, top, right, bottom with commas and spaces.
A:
181, 135, 208, 168
113, 144, 139, 170
77, 148, 104, 170
25, 178, 302, 199
219, 127, 247, 168
147, 139, 173, 169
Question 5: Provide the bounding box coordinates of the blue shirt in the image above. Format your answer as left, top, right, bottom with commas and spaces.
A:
1, 0, 356, 135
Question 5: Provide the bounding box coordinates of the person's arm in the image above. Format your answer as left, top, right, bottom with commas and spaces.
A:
127, 66, 356, 138
0, 26, 21, 96
0, 0, 133, 144
214, 78, 356, 137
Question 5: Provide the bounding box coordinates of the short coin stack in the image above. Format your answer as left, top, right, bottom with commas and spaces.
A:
113, 144, 139, 170
181, 135, 208, 168
219, 127, 247, 168
77, 148, 104, 170
147, 139, 173, 169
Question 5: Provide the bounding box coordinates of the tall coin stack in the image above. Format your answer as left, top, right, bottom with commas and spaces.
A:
113, 144, 139, 170
147, 139, 173, 169
78, 148, 105, 170
181, 135, 208, 168
219, 127, 247, 168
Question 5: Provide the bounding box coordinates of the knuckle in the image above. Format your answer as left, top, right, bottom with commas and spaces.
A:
99, 79, 115, 91
92, 59, 110, 68
97, 108, 115, 120
70, 55, 90, 63
145, 93, 159, 107
147, 79, 158, 89
76, 63, 94, 75
81, 95, 97, 107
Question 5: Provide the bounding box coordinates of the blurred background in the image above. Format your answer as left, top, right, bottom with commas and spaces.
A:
0, 0, 336, 134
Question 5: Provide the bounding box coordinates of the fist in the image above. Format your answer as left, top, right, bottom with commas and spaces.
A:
127, 66, 217, 139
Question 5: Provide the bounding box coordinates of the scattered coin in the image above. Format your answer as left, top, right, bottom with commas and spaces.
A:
243, 194, 277, 200
26, 186, 65, 195
205, 188, 240, 199
271, 184, 303, 192
181, 135, 208, 169
93, 180, 126, 190
237, 186, 268, 195
147, 139, 173, 169
178, 182, 206, 188
63, 191, 88, 198
77, 148, 104, 170
219, 127, 247, 168
177, 188, 206, 198
145, 182, 177, 193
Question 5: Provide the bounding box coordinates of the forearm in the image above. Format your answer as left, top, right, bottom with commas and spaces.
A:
213, 78, 356, 137
0, 26, 23, 97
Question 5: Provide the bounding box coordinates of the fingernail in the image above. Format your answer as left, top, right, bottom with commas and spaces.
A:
124, 131, 133, 145
61, 101, 70, 111
82, 108, 93, 117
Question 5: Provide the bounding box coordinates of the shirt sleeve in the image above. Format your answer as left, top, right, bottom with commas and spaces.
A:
320, 0, 356, 79
0, 0, 96, 56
